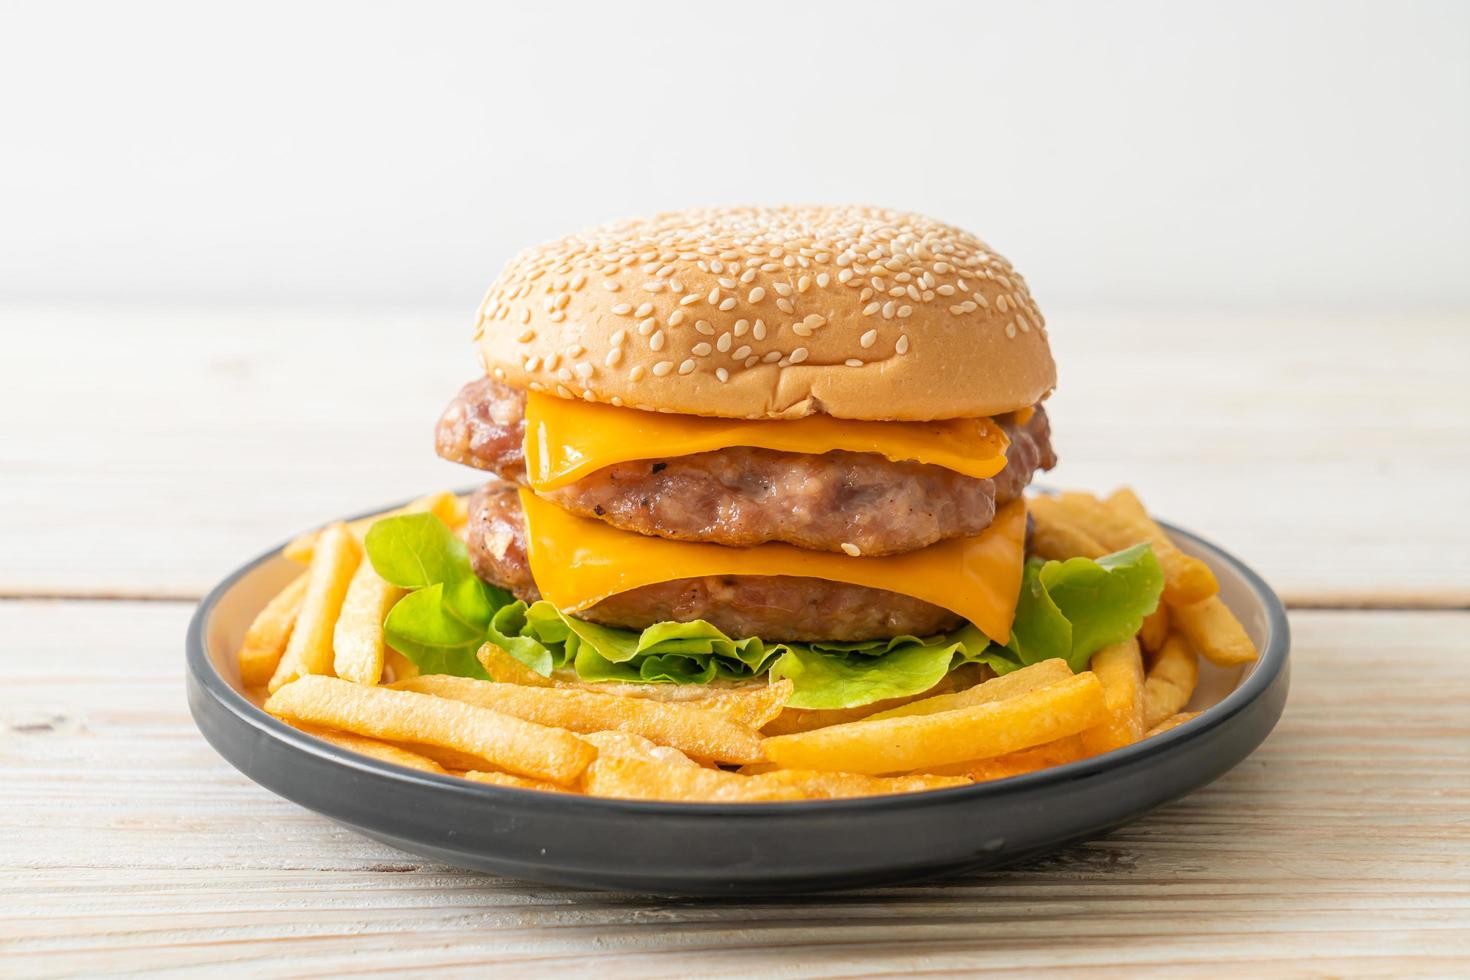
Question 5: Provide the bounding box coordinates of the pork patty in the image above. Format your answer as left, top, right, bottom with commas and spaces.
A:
436, 378, 1055, 555
464, 481, 964, 642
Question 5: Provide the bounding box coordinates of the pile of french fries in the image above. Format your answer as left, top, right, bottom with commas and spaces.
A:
238, 487, 1257, 802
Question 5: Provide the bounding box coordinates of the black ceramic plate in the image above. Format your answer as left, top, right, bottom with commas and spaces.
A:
187, 496, 1289, 896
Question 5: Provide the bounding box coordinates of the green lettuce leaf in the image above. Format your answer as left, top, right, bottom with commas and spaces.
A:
363, 511, 1166, 709
993, 543, 1164, 673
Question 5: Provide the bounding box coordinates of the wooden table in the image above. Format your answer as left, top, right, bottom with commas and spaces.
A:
4, 305, 1468, 975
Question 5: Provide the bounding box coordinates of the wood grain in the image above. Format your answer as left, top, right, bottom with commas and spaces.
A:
3, 304, 1467, 605
3, 600, 1466, 976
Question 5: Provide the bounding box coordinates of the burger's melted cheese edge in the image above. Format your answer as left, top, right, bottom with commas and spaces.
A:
519, 489, 1026, 646
524, 392, 1010, 490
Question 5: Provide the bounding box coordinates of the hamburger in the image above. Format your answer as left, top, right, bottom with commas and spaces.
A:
382, 206, 1159, 711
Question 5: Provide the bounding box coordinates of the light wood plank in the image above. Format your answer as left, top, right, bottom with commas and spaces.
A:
2, 304, 1467, 604
2, 600, 1466, 974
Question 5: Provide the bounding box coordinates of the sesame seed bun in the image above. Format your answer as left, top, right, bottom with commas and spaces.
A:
474, 206, 1056, 420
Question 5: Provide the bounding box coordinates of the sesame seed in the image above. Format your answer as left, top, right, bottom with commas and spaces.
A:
837, 268, 854, 283
638, 317, 657, 336
860, 329, 878, 348
668, 310, 687, 327
862, 302, 881, 316
716, 367, 729, 382
753, 319, 768, 340
748, 286, 766, 302
817, 272, 831, 287
717, 297, 736, 311
635, 302, 654, 317
733, 319, 750, 337
603, 280, 620, 291
610, 329, 627, 345
677, 358, 697, 375
524, 355, 541, 371
841, 542, 861, 557
717, 333, 732, 352
566, 344, 585, 357
896, 335, 910, 354
897, 305, 913, 318
1006, 322, 1017, 338
744, 356, 759, 367
790, 347, 809, 364
679, 293, 701, 306
492, 367, 506, 380
571, 273, 587, 290
973, 293, 989, 308
692, 342, 712, 356
630, 365, 646, 381
548, 311, 566, 323
612, 303, 633, 315
792, 322, 812, 337
545, 353, 561, 371
556, 384, 571, 398
740, 268, 756, 283
605, 348, 623, 367
708, 288, 720, 304
733, 344, 752, 360
996, 294, 1009, 312
719, 277, 736, 289
845, 358, 864, 367
574, 362, 594, 379
695, 319, 715, 336
556, 367, 573, 383
882, 301, 895, 319
650, 330, 666, 351
651, 360, 674, 377
669, 279, 684, 293
763, 351, 781, 363
517, 329, 535, 343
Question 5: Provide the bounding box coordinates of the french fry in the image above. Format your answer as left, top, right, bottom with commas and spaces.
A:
763, 672, 1107, 774
394, 674, 765, 765
477, 642, 555, 687
386, 741, 492, 772
1138, 602, 1170, 653
1028, 505, 1107, 561
581, 730, 701, 768
238, 574, 308, 688
1097, 488, 1220, 605
462, 770, 567, 792
582, 756, 803, 802
1032, 493, 1217, 606
383, 647, 419, 683
1143, 633, 1200, 729
1172, 595, 1258, 666
1144, 710, 1201, 738
284, 491, 464, 564
1080, 638, 1145, 756
265, 675, 596, 785
865, 658, 1073, 721
919, 734, 1087, 781
332, 561, 404, 685
292, 724, 447, 775
268, 523, 362, 693
751, 769, 970, 798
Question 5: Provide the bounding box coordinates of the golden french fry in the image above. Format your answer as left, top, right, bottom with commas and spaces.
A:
1098, 488, 1221, 606
866, 658, 1073, 721
1143, 633, 1200, 728
1172, 595, 1258, 666
385, 741, 490, 772
383, 647, 419, 683
238, 574, 308, 688
265, 675, 595, 785
332, 561, 404, 685
394, 674, 765, 765
268, 523, 362, 693
462, 770, 567, 792
920, 734, 1088, 781
284, 491, 464, 564
763, 672, 1107, 774
1145, 710, 1201, 738
1080, 638, 1145, 756
580, 730, 701, 768
582, 756, 803, 802
692, 681, 792, 728
1032, 493, 1218, 606
1139, 602, 1170, 653
751, 769, 970, 798
1028, 505, 1107, 560
476, 642, 555, 687
292, 724, 447, 775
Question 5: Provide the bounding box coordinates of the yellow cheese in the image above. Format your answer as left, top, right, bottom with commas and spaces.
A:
524, 392, 1010, 490
520, 489, 1027, 645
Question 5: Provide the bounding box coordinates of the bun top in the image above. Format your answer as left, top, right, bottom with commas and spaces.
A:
474, 206, 1056, 420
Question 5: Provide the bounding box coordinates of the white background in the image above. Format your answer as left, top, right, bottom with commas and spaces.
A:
2, 0, 1466, 314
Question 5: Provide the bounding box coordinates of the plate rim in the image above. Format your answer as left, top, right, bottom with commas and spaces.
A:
187, 488, 1290, 818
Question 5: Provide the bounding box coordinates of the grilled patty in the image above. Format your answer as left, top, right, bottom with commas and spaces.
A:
463, 481, 965, 642
436, 378, 1054, 555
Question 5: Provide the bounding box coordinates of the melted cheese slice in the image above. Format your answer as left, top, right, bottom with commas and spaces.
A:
524, 392, 1010, 491
520, 489, 1027, 645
